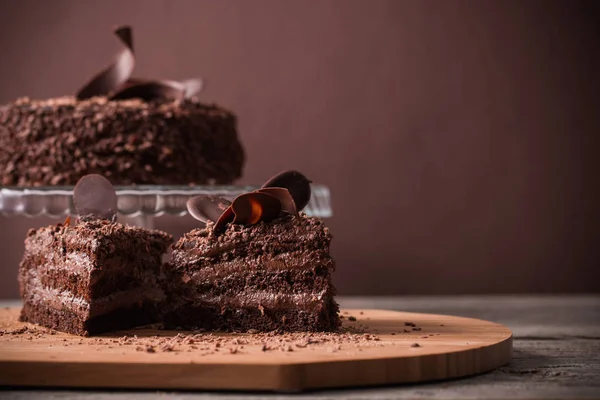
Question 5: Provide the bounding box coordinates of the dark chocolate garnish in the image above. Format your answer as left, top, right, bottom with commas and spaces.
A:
186, 195, 231, 224
181, 79, 204, 98
231, 192, 281, 225
214, 206, 235, 234
193, 170, 313, 235
76, 26, 203, 101
76, 26, 134, 100
256, 187, 298, 216
73, 174, 118, 222
262, 170, 312, 211
109, 78, 203, 102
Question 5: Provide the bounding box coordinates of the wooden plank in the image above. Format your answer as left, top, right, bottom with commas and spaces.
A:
0, 307, 512, 391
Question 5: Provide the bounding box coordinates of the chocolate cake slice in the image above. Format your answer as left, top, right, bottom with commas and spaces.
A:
162, 171, 340, 332
0, 26, 244, 187
18, 175, 173, 335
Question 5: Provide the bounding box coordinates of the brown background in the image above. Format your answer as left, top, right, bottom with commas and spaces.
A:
0, 0, 599, 298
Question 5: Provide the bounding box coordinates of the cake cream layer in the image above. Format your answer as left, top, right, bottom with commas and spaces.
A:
22, 274, 165, 318
189, 291, 333, 312
20, 228, 165, 300
0, 96, 245, 186
173, 249, 334, 274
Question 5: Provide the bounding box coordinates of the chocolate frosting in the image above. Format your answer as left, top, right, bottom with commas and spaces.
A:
76, 26, 202, 101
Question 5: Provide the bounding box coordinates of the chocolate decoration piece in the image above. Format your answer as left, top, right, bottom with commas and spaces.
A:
186, 195, 231, 224
214, 206, 235, 234
181, 78, 204, 98
76, 26, 203, 101
110, 78, 204, 101
231, 193, 281, 225
76, 26, 134, 100
256, 187, 298, 216
262, 170, 312, 211
110, 80, 186, 101
202, 170, 312, 235
73, 174, 118, 222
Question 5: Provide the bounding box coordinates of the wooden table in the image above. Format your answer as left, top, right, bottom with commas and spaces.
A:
1, 295, 598, 399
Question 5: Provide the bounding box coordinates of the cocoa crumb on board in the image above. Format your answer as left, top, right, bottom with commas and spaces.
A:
412, 327, 422, 331
348, 316, 357, 321
411, 343, 421, 348
3, 325, 401, 356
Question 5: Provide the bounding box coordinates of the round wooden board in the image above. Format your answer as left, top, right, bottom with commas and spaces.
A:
0, 307, 512, 391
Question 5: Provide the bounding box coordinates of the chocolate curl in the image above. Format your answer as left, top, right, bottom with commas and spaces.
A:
256, 187, 298, 216
186, 195, 231, 224
231, 192, 281, 225
201, 171, 313, 235
181, 78, 204, 98
73, 174, 118, 222
109, 78, 203, 102
262, 170, 312, 212
76, 26, 134, 100
214, 206, 235, 234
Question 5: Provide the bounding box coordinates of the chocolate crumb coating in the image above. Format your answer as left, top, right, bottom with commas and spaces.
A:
18, 219, 173, 336
0, 96, 244, 186
162, 213, 340, 332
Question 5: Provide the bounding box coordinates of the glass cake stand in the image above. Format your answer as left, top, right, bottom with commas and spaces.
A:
0, 184, 332, 228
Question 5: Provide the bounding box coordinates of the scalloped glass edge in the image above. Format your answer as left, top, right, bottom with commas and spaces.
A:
0, 184, 332, 218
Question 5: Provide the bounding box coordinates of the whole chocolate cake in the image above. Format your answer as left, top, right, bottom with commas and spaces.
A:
18, 175, 173, 335
162, 171, 340, 332
0, 26, 244, 186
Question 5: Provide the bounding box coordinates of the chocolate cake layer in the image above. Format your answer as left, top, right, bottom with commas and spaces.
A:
163, 214, 340, 332
0, 96, 245, 186
19, 219, 172, 335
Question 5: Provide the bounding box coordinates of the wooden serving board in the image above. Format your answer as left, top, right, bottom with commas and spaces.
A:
0, 307, 512, 391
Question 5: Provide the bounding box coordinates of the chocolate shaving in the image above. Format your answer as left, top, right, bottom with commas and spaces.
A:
76, 26, 134, 100
256, 187, 298, 216
73, 174, 118, 222
186, 195, 231, 224
231, 192, 281, 225
262, 170, 312, 211
76, 25, 202, 101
